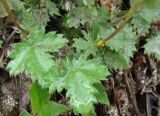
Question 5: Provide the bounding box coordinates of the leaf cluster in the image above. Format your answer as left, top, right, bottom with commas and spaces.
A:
3, 0, 160, 115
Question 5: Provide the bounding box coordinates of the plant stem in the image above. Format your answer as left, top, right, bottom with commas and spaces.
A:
0, 0, 28, 33
98, 3, 139, 46
112, 14, 127, 26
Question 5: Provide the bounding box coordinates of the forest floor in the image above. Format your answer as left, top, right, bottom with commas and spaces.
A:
0, 21, 160, 116
0, 0, 160, 113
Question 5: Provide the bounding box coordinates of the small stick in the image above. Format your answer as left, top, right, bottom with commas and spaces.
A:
124, 72, 141, 116
110, 77, 121, 116
5, 30, 16, 45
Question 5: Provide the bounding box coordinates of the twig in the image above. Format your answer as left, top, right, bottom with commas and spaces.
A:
110, 77, 121, 116
0, 52, 5, 67
0, 30, 17, 67
0, 0, 28, 33
145, 55, 156, 72
123, 72, 141, 116
5, 30, 16, 45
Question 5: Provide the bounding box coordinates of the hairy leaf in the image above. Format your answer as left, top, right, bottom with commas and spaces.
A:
7, 29, 68, 77
65, 55, 110, 83
73, 31, 98, 56
16, 8, 50, 30
66, 7, 97, 28
94, 83, 109, 105
37, 67, 66, 93
99, 26, 137, 58
131, 14, 150, 35
139, 3, 160, 23
66, 6, 109, 28
41, 0, 59, 16
64, 55, 110, 114
144, 33, 160, 61
131, 2, 160, 35
104, 50, 130, 70
66, 75, 97, 115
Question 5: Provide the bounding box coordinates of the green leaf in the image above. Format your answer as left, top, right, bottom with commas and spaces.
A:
139, 3, 160, 23
37, 67, 66, 93
15, 0, 59, 30
131, 14, 150, 35
29, 83, 67, 116
94, 83, 109, 105
66, 6, 109, 28
64, 55, 110, 115
16, 8, 50, 30
39, 101, 68, 116
73, 31, 98, 56
66, 6, 97, 28
144, 33, 160, 61
41, 0, 60, 16
19, 111, 31, 116
104, 50, 130, 70
29, 82, 51, 114
66, 76, 97, 115
7, 29, 68, 78
92, 21, 100, 40
65, 55, 110, 83
99, 26, 137, 58
96, 6, 110, 28
131, 2, 160, 35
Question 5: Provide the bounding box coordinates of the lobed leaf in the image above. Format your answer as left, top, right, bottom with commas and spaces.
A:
66, 6, 109, 28
64, 55, 110, 114
73, 31, 98, 56
41, 0, 60, 16
7, 29, 68, 77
